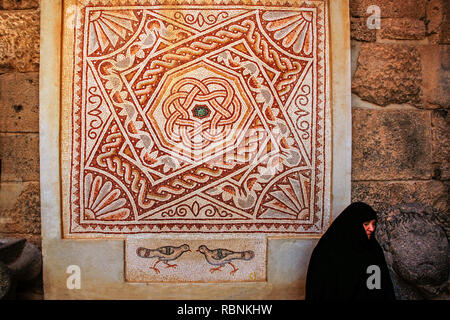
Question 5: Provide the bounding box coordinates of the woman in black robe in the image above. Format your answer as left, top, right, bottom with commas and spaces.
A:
305, 202, 396, 301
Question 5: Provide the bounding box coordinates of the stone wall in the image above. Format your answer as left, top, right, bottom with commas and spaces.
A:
0, 0, 448, 299
350, 0, 449, 215
0, 0, 41, 299
0, 0, 41, 247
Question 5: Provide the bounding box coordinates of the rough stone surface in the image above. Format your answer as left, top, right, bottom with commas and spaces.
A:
0, 182, 40, 235
0, 238, 42, 299
350, 41, 361, 78
350, 0, 427, 19
376, 203, 449, 300
419, 45, 450, 109
0, 9, 40, 73
0, 261, 11, 298
352, 108, 432, 180
0, 72, 39, 132
7, 241, 42, 281
0, 0, 39, 9
379, 18, 426, 40
426, 0, 445, 41
350, 17, 377, 41
352, 44, 422, 107
439, 1, 450, 44
425, 0, 449, 44
352, 180, 449, 215
0, 134, 39, 182
431, 109, 450, 180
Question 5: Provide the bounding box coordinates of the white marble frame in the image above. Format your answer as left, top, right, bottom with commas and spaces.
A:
40, 0, 351, 299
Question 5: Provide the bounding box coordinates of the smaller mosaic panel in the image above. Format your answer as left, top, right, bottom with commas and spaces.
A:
125, 237, 266, 282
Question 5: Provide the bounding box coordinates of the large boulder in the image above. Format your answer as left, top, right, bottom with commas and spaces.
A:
0, 262, 11, 298
0, 238, 42, 299
376, 203, 449, 299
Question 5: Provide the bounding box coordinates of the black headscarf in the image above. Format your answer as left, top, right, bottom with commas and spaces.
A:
305, 202, 396, 301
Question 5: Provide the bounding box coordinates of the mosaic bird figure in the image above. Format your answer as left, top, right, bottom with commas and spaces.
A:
196, 245, 254, 275
136, 244, 191, 274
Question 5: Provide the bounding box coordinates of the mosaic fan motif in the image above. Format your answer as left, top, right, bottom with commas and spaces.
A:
63, 0, 330, 237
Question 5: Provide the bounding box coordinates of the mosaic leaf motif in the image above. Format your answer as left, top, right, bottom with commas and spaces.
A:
262, 10, 314, 55
88, 10, 139, 55
64, 1, 330, 237
84, 173, 130, 220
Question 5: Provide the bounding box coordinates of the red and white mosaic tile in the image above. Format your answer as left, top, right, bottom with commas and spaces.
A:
62, 0, 331, 237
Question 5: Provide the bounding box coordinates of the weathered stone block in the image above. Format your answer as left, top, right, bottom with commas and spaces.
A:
0, 72, 39, 132
0, 262, 11, 298
426, 0, 445, 41
350, 0, 427, 19
0, 133, 39, 182
439, 1, 450, 44
352, 44, 422, 107
379, 18, 426, 40
0, 182, 40, 235
0, 238, 42, 300
0, 10, 40, 73
431, 109, 450, 180
352, 109, 432, 180
388, 215, 448, 287
0, 0, 39, 9
351, 41, 361, 78
351, 180, 448, 214
419, 45, 450, 109
376, 203, 449, 300
350, 17, 376, 42
425, 0, 450, 44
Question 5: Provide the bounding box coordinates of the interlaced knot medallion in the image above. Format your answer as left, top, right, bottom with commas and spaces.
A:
162, 77, 242, 150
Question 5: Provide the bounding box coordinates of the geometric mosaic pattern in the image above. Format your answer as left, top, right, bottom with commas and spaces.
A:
62, 0, 330, 237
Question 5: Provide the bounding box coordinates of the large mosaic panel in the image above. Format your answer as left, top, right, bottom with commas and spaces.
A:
61, 0, 331, 238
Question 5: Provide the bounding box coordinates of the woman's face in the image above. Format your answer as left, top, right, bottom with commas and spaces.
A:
363, 219, 376, 239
